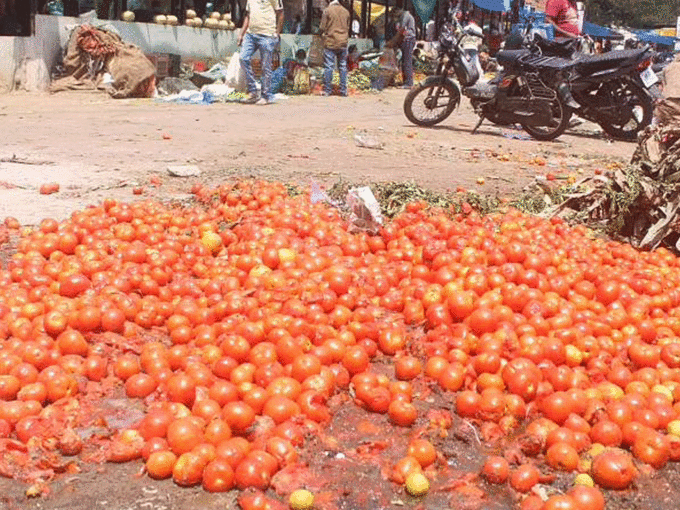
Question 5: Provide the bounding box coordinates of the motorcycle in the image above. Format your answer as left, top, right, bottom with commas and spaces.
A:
403, 18, 572, 141
506, 22, 658, 141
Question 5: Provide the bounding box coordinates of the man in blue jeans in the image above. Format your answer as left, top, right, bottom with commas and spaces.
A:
319, 0, 350, 97
237, 0, 284, 105
390, 7, 416, 88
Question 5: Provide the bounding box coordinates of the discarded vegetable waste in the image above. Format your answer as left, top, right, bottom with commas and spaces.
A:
2, 179, 680, 508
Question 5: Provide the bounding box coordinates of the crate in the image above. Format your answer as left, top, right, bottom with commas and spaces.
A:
146, 53, 181, 79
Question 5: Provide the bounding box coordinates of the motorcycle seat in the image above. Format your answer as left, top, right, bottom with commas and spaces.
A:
496, 49, 531, 66
573, 48, 648, 74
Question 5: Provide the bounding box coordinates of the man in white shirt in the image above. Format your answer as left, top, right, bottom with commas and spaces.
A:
238, 0, 284, 104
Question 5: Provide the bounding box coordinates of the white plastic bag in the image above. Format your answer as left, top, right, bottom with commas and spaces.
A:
225, 52, 246, 92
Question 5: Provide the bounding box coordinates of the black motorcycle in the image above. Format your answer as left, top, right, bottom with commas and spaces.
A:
507, 25, 658, 141
403, 19, 572, 141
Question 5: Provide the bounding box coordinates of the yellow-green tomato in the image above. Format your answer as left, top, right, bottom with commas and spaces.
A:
289, 489, 314, 510
405, 472, 429, 497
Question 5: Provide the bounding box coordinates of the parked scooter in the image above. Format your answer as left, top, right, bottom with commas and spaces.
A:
403, 17, 572, 141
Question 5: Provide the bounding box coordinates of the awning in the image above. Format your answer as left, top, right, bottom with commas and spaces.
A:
635, 30, 677, 47
582, 21, 623, 40
471, 0, 511, 12
411, 0, 438, 23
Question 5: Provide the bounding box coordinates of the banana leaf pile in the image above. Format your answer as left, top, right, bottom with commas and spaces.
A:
547, 124, 680, 251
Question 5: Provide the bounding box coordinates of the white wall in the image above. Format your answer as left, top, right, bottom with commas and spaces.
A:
0, 14, 374, 92
0, 38, 17, 93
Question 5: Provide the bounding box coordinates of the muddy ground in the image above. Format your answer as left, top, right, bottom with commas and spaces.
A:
0, 89, 661, 510
0, 89, 630, 225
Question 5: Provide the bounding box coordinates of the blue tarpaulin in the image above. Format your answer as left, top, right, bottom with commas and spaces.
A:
582, 21, 621, 40
634, 30, 676, 47
471, 0, 511, 13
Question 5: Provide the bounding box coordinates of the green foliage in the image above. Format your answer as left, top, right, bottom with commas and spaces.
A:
584, 0, 680, 28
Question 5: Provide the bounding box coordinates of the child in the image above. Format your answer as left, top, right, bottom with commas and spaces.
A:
347, 44, 361, 71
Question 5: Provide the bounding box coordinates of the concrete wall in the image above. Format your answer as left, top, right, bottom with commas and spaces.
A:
0, 14, 374, 92
0, 38, 17, 93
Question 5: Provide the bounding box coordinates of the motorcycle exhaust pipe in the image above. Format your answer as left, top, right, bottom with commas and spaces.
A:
556, 82, 580, 110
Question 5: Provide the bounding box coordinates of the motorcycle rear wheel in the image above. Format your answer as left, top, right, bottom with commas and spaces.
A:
598, 82, 653, 141
404, 81, 460, 127
520, 96, 571, 142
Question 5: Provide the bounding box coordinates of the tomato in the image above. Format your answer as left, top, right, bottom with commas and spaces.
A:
146, 450, 177, 479
510, 464, 540, 493
342, 346, 370, 374
438, 363, 464, 392
221, 401, 256, 434
567, 486, 605, 510
388, 399, 417, 427
167, 417, 204, 455
59, 273, 90, 298
56, 329, 89, 357
632, 429, 670, 468
542, 495, 576, 510
234, 457, 272, 490
407, 439, 436, 468
456, 391, 481, 418
481, 456, 509, 484
125, 373, 157, 398
539, 392, 574, 425
391, 456, 422, 484
173, 452, 205, 486
265, 437, 298, 467
394, 356, 422, 381
142, 437, 169, 461
166, 373, 197, 407
546, 442, 579, 472
202, 458, 234, 492
204, 419, 232, 445
262, 396, 300, 424
589, 420, 622, 447
591, 449, 637, 489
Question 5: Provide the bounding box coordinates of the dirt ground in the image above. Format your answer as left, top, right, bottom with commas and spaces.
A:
0, 89, 646, 510
0, 88, 633, 226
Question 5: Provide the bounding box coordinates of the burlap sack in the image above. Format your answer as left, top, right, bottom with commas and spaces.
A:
51, 25, 155, 98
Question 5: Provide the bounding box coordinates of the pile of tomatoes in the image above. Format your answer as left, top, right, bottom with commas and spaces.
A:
2, 180, 680, 508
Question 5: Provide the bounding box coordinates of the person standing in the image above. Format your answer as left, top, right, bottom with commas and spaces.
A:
238, 0, 284, 104
545, 0, 580, 39
319, 0, 350, 97
391, 7, 416, 88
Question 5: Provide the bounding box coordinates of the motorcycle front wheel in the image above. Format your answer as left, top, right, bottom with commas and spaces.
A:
403, 80, 460, 127
598, 82, 653, 141
520, 95, 571, 142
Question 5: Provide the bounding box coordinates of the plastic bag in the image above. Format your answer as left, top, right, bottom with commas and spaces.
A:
346, 187, 383, 234
225, 52, 247, 92
271, 66, 287, 94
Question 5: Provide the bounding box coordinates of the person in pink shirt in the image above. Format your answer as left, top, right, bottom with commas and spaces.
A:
545, 0, 580, 39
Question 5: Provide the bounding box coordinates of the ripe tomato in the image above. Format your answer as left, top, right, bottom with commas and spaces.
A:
202, 458, 234, 492
510, 464, 540, 493
146, 450, 177, 479
167, 417, 204, 455
591, 449, 637, 489
407, 439, 436, 468
482, 456, 509, 484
